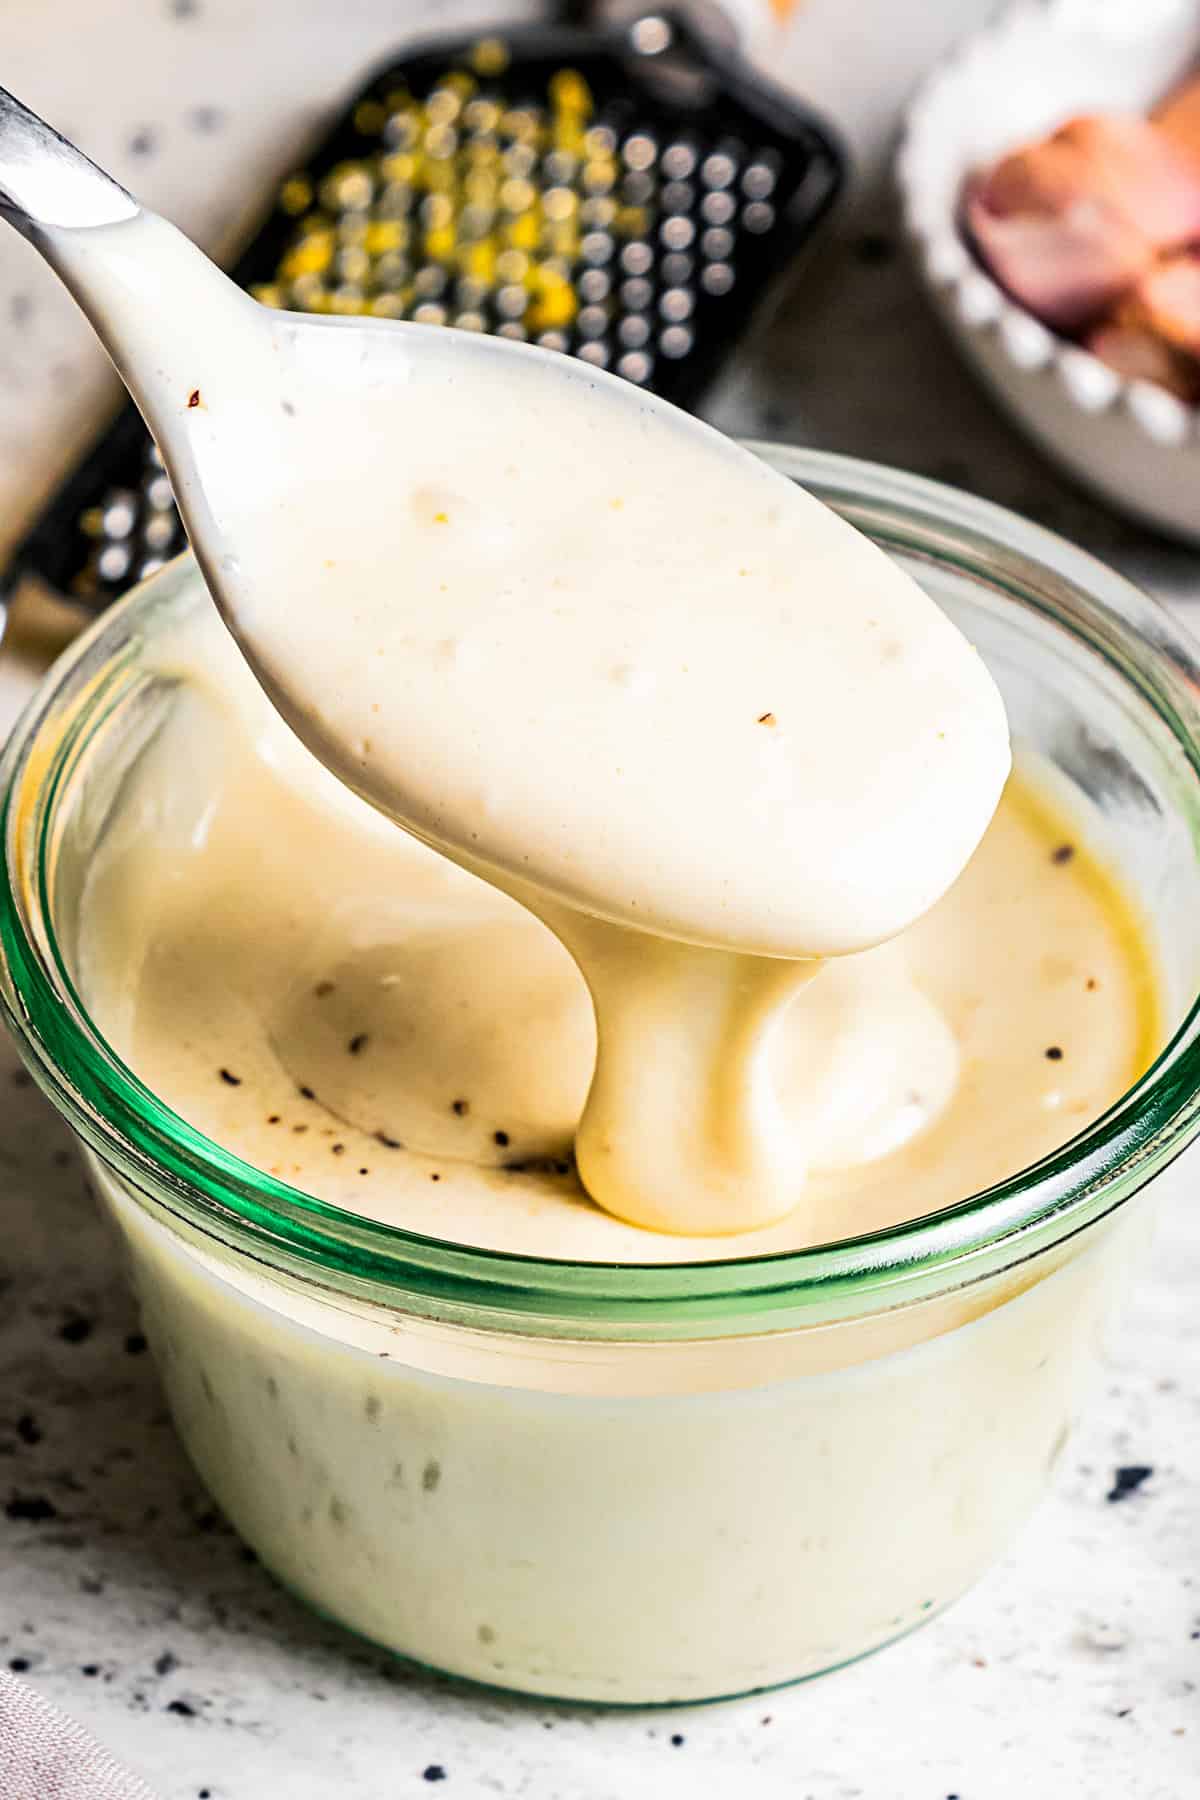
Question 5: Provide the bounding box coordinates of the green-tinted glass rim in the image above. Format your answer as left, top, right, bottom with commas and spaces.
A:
3, 445, 1200, 1337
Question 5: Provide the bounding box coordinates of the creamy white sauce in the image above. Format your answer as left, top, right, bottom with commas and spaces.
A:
78, 600, 1156, 1261
49, 209, 1010, 1234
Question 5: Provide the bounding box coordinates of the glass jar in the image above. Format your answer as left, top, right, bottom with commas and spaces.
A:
2, 447, 1199, 1705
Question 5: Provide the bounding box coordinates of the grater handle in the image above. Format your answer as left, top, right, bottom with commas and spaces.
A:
0, 85, 138, 235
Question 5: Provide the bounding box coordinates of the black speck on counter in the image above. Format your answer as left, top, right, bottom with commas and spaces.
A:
854, 232, 895, 265
8, 1658, 30, 1673
81, 1664, 99, 1677
1108, 1464, 1154, 1503
670, 1733, 685, 1747
166, 1699, 196, 1717
155, 1651, 179, 1677
423, 1769, 447, 1784
59, 1316, 93, 1343
6, 1493, 58, 1522
1045, 1045, 1064, 1062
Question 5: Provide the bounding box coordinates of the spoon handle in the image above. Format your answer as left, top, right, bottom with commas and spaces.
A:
0, 85, 138, 234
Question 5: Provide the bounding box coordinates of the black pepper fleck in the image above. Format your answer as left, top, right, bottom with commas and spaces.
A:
218, 1068, 242, 1087
423, 1768, 447, 1784
451, 1099, 469, 1117
1052, 844, 1076, 865
154, 1651, 178, 1677
8, 1657, 30, 1673
670, 1733, 685, 1747
81, 1664, 99, 1677
348, 1034, 369, 1055
124, 1332, 148, 1355
5, 1493, 57, 1521
299, 1085, 316, 1100
430, 1172, 441, 1182
375, 1130, 403, 1149
854, 232, 895, 265
1045, 1046, 1064, 1061
1108, 1464, 1154, 1503
493, 1130, 510, 1147
166, 1699, 196, 1717
331, 1143, 346, 1156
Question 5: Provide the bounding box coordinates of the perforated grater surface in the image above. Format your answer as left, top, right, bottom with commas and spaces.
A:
6, 10, 842, 609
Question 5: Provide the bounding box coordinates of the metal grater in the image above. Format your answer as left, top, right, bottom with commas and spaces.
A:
6, 10, 842, 609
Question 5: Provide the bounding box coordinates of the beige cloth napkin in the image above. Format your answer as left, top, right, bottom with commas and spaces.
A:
0, 1671, 159, 1800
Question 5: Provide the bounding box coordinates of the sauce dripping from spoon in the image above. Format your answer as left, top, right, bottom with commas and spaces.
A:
0, 89, 1010, 1232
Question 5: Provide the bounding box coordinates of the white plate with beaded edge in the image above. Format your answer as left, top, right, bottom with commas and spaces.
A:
897, 0, 1200, 542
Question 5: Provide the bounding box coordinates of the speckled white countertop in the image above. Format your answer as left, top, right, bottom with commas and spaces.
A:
0, 4, 1197, 1798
